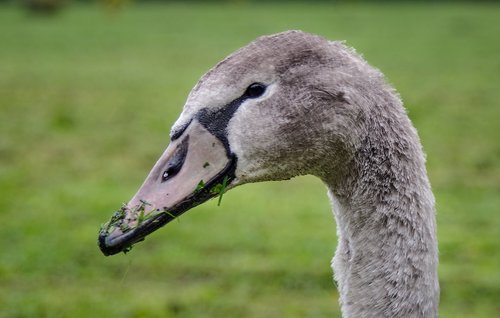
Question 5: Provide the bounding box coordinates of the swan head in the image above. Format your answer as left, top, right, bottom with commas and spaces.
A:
99, 30, 387, 255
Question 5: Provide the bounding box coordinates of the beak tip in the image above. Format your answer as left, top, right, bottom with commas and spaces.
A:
98, 227, 129, 256
98, 232, 113, 256
98, 214, 158, 256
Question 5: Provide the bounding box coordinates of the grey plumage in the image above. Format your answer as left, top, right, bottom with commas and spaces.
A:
172, 30, 439, 317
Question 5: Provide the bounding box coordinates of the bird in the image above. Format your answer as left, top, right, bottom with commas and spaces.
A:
99, 30, 439, 318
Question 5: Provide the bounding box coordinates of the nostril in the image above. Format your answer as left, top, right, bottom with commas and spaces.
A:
161, 136, 189, 183
162, 164, 181, 182
162, 170, 169, 181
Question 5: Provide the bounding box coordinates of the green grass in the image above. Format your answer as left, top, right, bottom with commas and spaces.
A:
1, 2, 499, 317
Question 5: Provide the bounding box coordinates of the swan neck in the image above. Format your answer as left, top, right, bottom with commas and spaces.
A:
325, 139, 439, 317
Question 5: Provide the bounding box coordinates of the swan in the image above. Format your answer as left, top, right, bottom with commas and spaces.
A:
98, 30, 439, 317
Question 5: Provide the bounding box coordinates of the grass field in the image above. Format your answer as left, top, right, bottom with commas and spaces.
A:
1, 2, 499, 317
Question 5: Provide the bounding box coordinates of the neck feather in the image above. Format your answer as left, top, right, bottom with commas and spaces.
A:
324, 109, 439, 317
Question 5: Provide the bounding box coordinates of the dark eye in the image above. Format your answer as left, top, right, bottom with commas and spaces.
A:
245, 83, 266, 98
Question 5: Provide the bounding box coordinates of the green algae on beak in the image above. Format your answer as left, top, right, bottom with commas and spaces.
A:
98, 122, 237, 256
98, 201, 164, 254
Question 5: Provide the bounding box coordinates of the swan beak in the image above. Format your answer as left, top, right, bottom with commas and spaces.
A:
98, 122, 236, 256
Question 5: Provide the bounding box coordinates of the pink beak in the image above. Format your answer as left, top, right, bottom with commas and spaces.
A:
98, 121, 236, 255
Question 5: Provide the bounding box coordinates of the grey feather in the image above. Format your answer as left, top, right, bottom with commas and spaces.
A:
173, 30, 439, 318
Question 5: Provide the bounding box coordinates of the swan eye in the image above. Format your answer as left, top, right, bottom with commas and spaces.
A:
245, 83, 266, 98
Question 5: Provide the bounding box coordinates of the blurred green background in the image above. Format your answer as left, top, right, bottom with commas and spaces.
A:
1, 1, 499, 317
